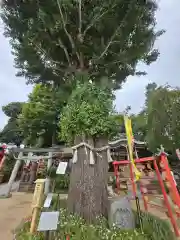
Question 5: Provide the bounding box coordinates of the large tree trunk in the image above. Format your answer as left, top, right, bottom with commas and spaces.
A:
67, 136, 109, 223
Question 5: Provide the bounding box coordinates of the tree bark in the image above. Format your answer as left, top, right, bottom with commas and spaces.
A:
67, 136, 108, 223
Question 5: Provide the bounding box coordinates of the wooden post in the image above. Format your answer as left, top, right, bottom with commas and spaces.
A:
4, 152, 23, 197
44, 152, 53, 195
30, 179, 45, 234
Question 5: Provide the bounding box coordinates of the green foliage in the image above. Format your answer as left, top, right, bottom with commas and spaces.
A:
1, 0, 162, 87
131, 111, 147, 141
0, 102, 24, 145
15, 207, 175, 240
60, 80, 118, 142
54, 174, 70, 191
47, 166, 70, 191
146, 85, 180, 152
18, 84, 66, 146
0, 119, 23, 145
139, 211, 175, 240
2, 102, 24, 118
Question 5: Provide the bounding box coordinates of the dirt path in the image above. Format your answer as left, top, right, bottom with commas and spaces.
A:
0, 192, 33, 240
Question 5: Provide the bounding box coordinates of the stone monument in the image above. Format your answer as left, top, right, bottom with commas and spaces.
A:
108, 197, 135, 230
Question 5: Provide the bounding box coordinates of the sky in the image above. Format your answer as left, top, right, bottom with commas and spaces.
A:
0, 0, 180, 128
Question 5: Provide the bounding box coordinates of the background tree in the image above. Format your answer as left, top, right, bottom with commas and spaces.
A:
19, 84, 66, 146
131, 111, 147, 141
0, 102, 24, 145
129, 82, 157, 143
145, 82, 158, 107
145, 85, 180, 154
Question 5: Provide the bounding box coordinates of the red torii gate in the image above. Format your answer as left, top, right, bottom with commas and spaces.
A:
113, 153, 180, 237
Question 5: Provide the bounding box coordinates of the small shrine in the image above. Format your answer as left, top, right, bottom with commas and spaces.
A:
108, 136, 153, 192
109, 136, 152, 169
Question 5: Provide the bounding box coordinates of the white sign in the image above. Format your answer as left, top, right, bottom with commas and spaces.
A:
44, 193, 53, 208
20, 144, 25, 149
56, 162, 68, 175
37, 211, 59, 231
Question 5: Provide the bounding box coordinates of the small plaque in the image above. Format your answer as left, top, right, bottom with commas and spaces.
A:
37, 211, 59, 231
56, 162, 68, 175
44, 193, 53, 208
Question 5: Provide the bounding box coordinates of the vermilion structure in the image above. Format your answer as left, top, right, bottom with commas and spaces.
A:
113, 152, 180, 237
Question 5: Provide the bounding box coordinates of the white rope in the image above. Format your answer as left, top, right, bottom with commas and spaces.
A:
71, 142, 113, 164
72, 142, 109, 151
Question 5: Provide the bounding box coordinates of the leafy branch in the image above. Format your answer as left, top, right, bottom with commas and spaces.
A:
95, 1, 135, 62
57, 0, 80, 63
83, 5, 116, 37
60, 80, 118, 143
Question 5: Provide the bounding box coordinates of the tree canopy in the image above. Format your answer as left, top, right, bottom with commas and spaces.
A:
0, 102, 24, 145
19, 84, 66, 146
60, 80, 118, 143
1, 0, 162, 88
146, 85, 180, 153
2, 102, 23, 118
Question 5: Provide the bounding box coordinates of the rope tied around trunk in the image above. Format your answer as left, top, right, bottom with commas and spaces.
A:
71, 142, 113, 164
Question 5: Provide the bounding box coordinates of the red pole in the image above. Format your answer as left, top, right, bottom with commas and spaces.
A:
161, 153, 180, 208
116, 165, 120, 191
113, 163, 120, 190
153, 159, 179, 237
113, 156, 154, 165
